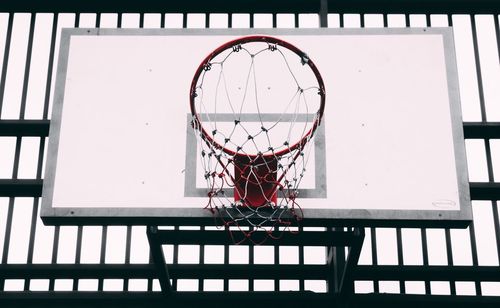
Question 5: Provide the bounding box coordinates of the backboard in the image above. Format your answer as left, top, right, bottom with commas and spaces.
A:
41, 28, 471, 227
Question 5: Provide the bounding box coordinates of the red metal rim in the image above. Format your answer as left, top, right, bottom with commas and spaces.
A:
190, 35, 326, 158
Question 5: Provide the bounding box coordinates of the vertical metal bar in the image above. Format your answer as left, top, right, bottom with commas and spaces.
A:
199, 227, 205, 291
98, 225, 108, 291
0, 13, 13, 117
319, 0, 328, 28
0, 201, 14, 291
160, 13, 165, 28
370, 228, 379, 293
471, 14, 487, 123
18, 13, 35, 119
443, 14, 456, 296
490, 13, 500, 267
15, 12, 37, 292
298, 229, 304, 292
74, 13, 80, 29
248, 227, 254, 291
172, 226, 179, 291
420, 229, 431, 294
95, 13, 101, 28
1, 12, 30, 291
425, 13, 431, 27
123, 224, 132, 291
272, 13, 277, 28
71, 11, 89, 291
139, 13, 144, 28
274, 240, 279, 291
469, 13, 489, 296
326, 230, 334, 293
396, 228, 405, 293
48, 224, 60, 290
117, 12, 122, 28
444, 228, 456, 295
44, 12, 58, 292
249, 13, 254, 28
42, 12, 58, 120
73, 225, 82, 291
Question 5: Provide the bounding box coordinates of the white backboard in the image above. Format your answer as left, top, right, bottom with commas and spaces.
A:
42, 28, 471, 227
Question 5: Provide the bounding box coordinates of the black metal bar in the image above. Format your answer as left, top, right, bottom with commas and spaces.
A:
0, 292, 500, 308
319, 0, 328, 27
43, 11, 58, 293
152, 229, 361, 246
42, 13, 57, 120
370, 228, 379, 292
444, 228, 456, 295
1, 180, 498, 200
19, 13, 35, 119
145, 226, 172, 294
421, 228, 431, 294
354, 265, 500, 281
1, 121, 499, 138
470, 182, 500, 199
396, 227, 405, 293
0, 13, 13, 118
0, 179, 42, 197
199, 226, 205, 291
0, 200, 14, 291
463, 122, 500, 139
73, 225, 83, 291
0, 0, 498, 14
98, 224, 107, 291
0, 263, 385, 280
20, 11, 37, 292
48, 222, 60, 291
338, 228, 365, 296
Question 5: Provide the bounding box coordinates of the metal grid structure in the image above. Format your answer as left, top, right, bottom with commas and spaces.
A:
0, 0, 499, 307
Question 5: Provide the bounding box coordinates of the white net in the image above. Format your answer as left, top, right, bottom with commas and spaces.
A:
190, 36, 325, 243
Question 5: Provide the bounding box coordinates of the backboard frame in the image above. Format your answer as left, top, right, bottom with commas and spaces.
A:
41, 27, 472, 228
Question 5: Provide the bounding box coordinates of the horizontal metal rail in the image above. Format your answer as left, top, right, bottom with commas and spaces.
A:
1, 263, 500, 281
354, 265, 500, 281
0, 120, 50, 137
151, 229, 361, 246
0, 0, 498, 14
0, 291, 499, 308
2, 120, 499, 139
1, 179, 498, 199
0, 264, 329, 280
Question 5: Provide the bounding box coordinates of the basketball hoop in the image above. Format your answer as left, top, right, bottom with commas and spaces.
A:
190, 35, 325, 243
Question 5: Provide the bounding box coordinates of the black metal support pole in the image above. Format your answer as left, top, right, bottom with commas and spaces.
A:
146, 226, 172, 295
339, 228, 365, 296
